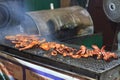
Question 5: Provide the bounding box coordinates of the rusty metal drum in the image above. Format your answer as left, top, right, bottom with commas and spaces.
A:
26, 6, 93, 39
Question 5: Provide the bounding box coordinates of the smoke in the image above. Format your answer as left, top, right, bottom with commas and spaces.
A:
7, 0, 25, 25
0, 1, 93, 45
0, 0, 36, 43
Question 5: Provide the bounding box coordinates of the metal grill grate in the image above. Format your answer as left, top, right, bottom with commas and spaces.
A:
27, 48, 120, 74
0, 44, 120, 78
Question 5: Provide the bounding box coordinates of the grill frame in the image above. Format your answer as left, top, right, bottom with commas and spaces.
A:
0, 43, 120, 79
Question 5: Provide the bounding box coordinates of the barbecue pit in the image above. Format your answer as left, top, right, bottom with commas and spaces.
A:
0, 0, 120, 80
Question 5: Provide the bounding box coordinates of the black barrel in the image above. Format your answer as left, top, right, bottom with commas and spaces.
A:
0, 0, 24, 28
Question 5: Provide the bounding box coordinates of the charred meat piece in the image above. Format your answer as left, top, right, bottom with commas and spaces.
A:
5, 34, 46, 50
5, 34, 118, 61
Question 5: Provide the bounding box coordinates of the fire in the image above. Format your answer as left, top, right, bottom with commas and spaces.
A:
5, 34, 118, 61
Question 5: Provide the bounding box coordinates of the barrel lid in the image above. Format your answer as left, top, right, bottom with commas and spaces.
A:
103, 0, 120, 22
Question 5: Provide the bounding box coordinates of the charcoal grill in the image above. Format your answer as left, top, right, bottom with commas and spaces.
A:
0, 1, 120, 80
0, 41, 120, 80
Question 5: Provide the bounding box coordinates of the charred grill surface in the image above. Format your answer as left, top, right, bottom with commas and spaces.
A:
0, 43, 120, 78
